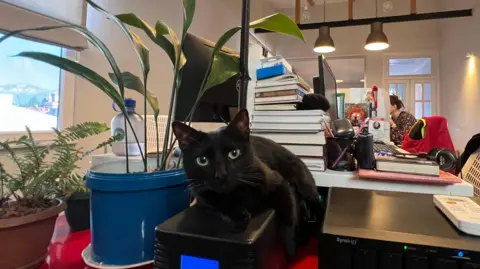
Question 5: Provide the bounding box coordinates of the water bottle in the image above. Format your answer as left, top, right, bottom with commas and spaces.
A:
111, 98, 145, 156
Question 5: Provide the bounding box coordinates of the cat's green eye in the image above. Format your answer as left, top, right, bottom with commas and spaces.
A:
228, 149, 241, 160
196, 156, 209, 166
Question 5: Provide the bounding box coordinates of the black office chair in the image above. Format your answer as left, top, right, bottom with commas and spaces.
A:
458, 133, 480, 172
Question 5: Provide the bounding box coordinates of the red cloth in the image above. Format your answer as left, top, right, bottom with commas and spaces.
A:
401, 116, 455, 154
40, 215, 318, 269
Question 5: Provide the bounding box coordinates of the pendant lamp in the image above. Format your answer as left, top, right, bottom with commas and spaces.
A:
314, 0, 335, 53
314, 26, 335, 53
365, 0, 389, 51
365, 22, 389, 51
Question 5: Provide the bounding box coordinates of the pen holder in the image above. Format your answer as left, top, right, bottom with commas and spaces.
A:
326, 137, 356, 171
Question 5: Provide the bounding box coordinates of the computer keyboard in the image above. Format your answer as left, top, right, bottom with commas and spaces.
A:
373, 143, 401, 154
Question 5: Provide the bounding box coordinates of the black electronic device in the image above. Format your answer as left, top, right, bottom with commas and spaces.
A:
355, 128, 375, 169
154, 206, 287, 269
174, 33, 240, 122
319, 188, 480, 269
313, 55, 338, 121
332, 119, 354, 138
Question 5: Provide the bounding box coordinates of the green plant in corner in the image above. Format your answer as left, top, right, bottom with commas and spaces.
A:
0, 122, 118, 218
0, 0, 305, 173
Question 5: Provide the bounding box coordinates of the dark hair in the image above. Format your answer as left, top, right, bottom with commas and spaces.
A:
390, 95, 404, 110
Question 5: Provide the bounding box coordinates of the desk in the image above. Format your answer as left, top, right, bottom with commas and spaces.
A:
313, 170, 474, 196
39, 215, 317, 269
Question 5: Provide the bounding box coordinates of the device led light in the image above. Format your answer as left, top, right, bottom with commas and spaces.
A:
404, 245, 408, 250
458, 251, 464, 257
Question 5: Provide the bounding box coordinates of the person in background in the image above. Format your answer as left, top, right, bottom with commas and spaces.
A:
390, 95, 416, 145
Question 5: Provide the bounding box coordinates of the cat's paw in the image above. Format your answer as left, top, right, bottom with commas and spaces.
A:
224, 208, 251, 233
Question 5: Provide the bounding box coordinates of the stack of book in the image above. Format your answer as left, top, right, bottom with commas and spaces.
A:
251, 110, 330, 172
255, 56, 312, 111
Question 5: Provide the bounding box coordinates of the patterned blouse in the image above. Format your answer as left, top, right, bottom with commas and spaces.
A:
391, 111, 417, 145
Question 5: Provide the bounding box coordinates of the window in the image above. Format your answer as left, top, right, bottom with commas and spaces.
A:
388, 57, 432, 76
389, 83, 406, 101
0, 34, 74, 135
414, 82, 433, 118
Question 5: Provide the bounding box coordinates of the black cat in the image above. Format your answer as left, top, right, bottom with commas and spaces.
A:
172, 109, 322, 258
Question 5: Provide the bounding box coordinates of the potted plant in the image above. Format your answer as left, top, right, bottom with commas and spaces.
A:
0, 0, 305, 266
0, 122, 114, 269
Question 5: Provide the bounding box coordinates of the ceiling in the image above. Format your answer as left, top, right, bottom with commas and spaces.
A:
264, 0, 347, 9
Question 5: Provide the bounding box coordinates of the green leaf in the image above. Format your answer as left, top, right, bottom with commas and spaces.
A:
117, 13, 177, 67
0, 25, 126, 98
87, 0, 150, 77
16, 52, 127, 116
182, 0, 196, 37
109, 72, 160, 117
201, 13, 304, 93
250, 13, 305, 42
198, 27, 240, 93
155, 21, 186, 69
204, 53, 240, 91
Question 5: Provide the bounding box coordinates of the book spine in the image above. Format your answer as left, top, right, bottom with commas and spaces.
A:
254, 95, 302, 104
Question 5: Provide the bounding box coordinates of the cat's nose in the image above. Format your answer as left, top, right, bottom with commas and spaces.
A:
215, 171, 227, 181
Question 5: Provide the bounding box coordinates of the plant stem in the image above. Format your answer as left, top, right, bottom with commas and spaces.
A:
155, 116, 160, 169
124, 115, 130, 173
124, 114, 146, 166
143, 75, 148, 172
161, 67, 179, 170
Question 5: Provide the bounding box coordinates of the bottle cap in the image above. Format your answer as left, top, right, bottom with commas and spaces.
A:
125, 98, 136, 109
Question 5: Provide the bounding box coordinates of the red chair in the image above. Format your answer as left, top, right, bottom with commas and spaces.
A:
401, 116, 455, 154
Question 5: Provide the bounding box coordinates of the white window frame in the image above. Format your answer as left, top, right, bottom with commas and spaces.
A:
0, 48, 77, 141
383, 51, 440, 116
383, 51, 439, 79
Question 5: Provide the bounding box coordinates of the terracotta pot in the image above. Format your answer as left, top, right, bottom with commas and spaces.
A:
0, 200, 66, 269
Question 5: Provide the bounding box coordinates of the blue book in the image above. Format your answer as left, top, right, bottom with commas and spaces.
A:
256, 64, 290, 80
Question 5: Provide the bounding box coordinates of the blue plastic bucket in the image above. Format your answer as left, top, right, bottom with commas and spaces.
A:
86, 161, 189, 266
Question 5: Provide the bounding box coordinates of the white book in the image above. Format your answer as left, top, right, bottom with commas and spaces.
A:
255, 84, 308, 93
254, 104, 298, 111
301, 157, 327, 172
260, 56, 293, 72
253, 109, 328, 116
282, 144, 325, 157
253, 132, 326, 145
252, 114, 329, 124
254, 95, 302, 104
251, 122, 324, 132
256, 74, 310, 88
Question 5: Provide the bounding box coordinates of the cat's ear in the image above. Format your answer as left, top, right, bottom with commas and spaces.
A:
172, 122, 198, 150
227, 109, 250, 138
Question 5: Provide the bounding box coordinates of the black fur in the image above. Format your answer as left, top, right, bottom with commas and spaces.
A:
172, 109, 321, 258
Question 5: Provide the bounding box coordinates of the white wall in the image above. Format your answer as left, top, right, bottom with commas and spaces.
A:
72, 0, 279, 171
439, 0, 480, 151
272, 0, 441, 88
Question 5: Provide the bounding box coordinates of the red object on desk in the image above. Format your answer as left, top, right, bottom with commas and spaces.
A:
39, 216, 318, 269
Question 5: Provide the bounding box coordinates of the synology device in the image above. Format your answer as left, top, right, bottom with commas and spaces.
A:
319, 188, 480, 269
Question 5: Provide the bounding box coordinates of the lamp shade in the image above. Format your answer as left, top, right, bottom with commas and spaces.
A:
314, 26, 335, 53
365, 22, 389, 51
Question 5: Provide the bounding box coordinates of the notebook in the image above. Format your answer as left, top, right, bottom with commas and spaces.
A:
357, 169, 463, 185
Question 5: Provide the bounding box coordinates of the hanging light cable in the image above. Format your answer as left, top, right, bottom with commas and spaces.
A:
314, 0, 335, 53
365, 0, 389, 51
